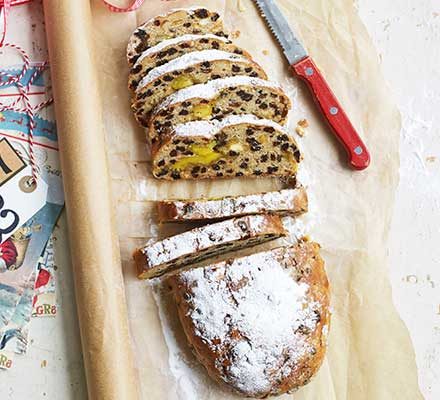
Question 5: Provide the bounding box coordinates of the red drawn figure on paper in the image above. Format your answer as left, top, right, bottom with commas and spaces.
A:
11, 117, 24, 125
0, 238, 18, 273
35, 268, 50, 289
32, 268, 51, 307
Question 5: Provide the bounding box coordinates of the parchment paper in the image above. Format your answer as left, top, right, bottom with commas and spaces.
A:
43, 1, 139, 399
47, 0, 423, 398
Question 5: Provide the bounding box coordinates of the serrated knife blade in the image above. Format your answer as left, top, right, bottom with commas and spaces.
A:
253, 0, 371, 170
253, 0, 307, 65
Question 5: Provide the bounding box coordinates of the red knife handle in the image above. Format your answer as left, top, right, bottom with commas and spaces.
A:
292, 57, 370, 170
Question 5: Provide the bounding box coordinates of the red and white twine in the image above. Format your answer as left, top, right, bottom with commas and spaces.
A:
0, 42, 53, 182
102, 0, 144, 13
0, 0, 143, 180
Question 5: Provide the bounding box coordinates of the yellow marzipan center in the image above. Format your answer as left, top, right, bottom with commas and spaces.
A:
171, 75, 194, 90
172, 141, 222, 170
192, 103, 213, 119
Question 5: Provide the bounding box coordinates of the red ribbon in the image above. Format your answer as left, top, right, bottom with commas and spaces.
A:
102, 0, 144, 13
0, 0, 143, 47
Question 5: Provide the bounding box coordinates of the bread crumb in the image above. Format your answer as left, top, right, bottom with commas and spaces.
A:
262, 50, 269, 56
231, 30, 241, 39
426, 156, 437, 163
295, 119, 309, 137
298, 119, 309, 128
41, 360, 47, 368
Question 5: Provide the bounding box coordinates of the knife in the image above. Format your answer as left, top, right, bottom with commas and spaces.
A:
253, 0, 370, 170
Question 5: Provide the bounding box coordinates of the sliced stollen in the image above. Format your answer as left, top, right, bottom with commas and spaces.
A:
127, 8, 226, 65
151, 114, 302, 180
134, 214, 286, 279
128, 34, 251, 91
131, 50, 267, 125
171, 242, 330, 398
149, 76, 291, 144
157, 187, 308, 222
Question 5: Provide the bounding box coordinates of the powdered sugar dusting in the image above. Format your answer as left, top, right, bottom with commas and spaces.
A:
141, 214, 283, 271
173, 114, 290, 138
179, 246, 320, 395
154, 76, 282, 113
136, 50, 248, 90
134, 34, 231, 66
167, 188, 305, 220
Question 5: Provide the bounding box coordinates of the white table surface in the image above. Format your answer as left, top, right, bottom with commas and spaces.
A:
2, 1, 439, 399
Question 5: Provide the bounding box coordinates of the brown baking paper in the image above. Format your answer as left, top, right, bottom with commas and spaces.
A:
43, 1, 139, 399
46, 0, 423, 398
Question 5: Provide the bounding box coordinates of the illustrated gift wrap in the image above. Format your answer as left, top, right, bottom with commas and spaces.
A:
0, 65, 64, 366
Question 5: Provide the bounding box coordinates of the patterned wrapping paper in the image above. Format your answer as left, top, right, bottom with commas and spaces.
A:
0, 1, 64, 367
0, 271, 36, 355
32, 235, 57, 318
0, 236, 58, 362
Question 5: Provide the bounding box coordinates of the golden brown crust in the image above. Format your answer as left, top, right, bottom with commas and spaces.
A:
170, 242, 330, 398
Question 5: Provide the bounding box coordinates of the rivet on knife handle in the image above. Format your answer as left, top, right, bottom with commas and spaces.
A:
293, 57, 370, 170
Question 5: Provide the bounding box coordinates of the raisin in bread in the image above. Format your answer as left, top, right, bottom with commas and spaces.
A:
152, 114, 301, 180
134, 214, 286, 279
149, 76, 291, 145
171, 242, 330, 398
157, 187, 308, 222
127, 8, 226, 65
132, 50, 267, 125
129, 35, 250, 91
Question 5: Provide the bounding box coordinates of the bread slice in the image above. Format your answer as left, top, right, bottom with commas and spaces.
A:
127, 8, 226, 65
128, 35, 251, 91
131, 50, 267, 125
171, 242, 330, 398
149, 76, 291, 145
157, 187, 308, 222
151, 114, 301, 180
134, 214, 286, 279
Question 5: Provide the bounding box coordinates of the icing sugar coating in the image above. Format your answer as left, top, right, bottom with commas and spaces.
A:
136, 50, 249, 90
154, 76, 282, 114
173, 114, 290, 138
178, 245, 323, 395
158, 187, 307, 221
134, 34, 231, 66
139, 214, 284, 270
